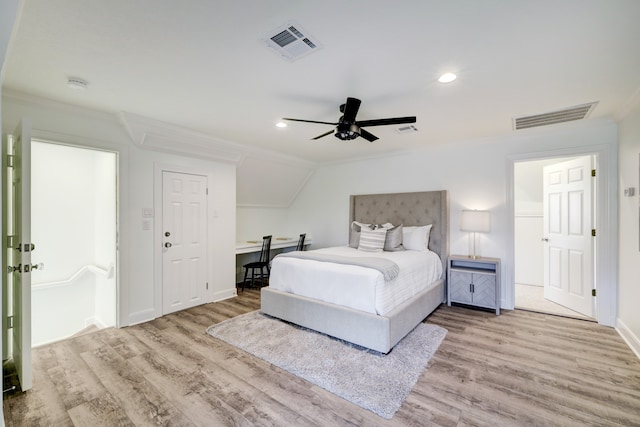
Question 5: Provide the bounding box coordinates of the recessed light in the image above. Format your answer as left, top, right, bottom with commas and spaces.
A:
67, 77, 88, 90
276, 121, 287, 128
438, 72, 457, 83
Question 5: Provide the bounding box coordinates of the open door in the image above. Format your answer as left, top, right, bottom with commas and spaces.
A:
2, 118, 33, 391
542, 156, 594, 318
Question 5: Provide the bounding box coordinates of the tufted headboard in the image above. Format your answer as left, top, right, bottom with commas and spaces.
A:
349, 190, 449, 277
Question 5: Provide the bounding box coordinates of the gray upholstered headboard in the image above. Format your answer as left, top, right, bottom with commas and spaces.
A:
349, 190, 450, 277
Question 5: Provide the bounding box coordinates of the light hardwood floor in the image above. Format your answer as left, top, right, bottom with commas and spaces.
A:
4, 289, 640, 426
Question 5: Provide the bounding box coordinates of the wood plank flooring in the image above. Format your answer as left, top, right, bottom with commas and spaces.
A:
4, 290, 640, 426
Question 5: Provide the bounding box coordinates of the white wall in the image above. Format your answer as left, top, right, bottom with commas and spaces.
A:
239, 119, 618, 317
2, 93, 237, 327
514, 160, 546, 286
30, 141, 116, 346
617, 102, 640, 357
31, 142, 102, 282
93, 150, 117, 327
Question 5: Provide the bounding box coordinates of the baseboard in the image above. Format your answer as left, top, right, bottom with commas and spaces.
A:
616, 318, 640, 360
212, 287, 237, 302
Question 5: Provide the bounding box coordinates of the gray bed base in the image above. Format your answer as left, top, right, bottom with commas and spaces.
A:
260, 190, 449, 354
261, 279, 444, 353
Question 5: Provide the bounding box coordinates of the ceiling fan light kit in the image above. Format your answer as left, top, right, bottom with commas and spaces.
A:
283, 97, 416, 142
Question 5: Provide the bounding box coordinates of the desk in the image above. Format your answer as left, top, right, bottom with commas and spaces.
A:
235, 237, 311, 285
235, 237, 311, 254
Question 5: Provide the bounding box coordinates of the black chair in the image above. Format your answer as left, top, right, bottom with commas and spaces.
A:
295, 233, 306, 251
241, 235, 272, 291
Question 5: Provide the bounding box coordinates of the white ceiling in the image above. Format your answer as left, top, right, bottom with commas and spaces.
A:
3, 0, 640, 164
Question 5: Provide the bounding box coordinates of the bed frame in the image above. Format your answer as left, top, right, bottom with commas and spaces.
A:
261, 190, 449, 353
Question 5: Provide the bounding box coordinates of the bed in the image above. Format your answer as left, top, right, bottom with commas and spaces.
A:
260, 190, 449, 353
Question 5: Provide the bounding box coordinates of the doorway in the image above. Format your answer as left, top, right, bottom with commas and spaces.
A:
513, 156, 594, 320
30, 141, 117, 346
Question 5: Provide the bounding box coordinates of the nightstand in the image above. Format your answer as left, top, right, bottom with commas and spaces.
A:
447, 255, 500, 315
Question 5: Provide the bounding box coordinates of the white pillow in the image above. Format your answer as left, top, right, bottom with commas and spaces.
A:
402, 224, 433, 251
358, 228, 387, 252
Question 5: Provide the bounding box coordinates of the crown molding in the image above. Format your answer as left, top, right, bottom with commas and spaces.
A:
118, 111, 245, 164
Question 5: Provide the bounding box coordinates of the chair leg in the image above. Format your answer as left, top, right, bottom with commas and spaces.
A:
251, 267, 257, 288
242, 267, 249, 292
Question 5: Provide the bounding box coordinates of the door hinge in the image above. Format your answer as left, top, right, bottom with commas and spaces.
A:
6, 235, 15, 248
6, 154, 15, 168
206, 282, 209, 290
15, 243, 35, 252
591, 169, 596, 177
206, 188, 209, 195
592, 289, 596, 297
7, 316, 13, 329
592, 229, 596, 237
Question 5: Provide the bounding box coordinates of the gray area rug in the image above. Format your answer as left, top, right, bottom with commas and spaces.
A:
206, 310, 447, 419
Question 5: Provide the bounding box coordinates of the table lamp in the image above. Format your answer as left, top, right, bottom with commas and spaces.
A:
460, 210, 490, 259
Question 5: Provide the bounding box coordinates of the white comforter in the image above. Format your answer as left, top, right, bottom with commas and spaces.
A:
269, 246, 442, 316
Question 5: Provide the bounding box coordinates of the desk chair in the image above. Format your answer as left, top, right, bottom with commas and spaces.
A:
241, 235, 272, 291
296, 233, 306, 251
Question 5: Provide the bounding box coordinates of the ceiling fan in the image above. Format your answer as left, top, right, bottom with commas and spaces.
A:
283, 97, 416, 142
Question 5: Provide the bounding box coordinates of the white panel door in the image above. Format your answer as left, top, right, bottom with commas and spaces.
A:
542, 156, 594, 317
162, 171, 208, 315
2, 119, 33, 391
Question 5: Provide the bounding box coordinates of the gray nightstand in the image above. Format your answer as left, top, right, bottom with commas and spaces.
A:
447, 255, 500, 315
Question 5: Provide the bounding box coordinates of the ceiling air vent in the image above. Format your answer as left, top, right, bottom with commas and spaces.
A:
513, 102, 598, 130
263, 22, 322, 61
396, 125, 418, 134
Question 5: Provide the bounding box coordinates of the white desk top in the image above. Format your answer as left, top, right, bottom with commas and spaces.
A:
235, 237, 311, 255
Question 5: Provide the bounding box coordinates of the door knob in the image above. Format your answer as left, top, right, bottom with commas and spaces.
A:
165, 242, 172, 248
31, 262, 44, 271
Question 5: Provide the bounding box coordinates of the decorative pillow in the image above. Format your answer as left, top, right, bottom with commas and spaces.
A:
372, 222, 394, 230
349, 221, 371, 248
402, 224, 433, 251
383, 224, 405, 252
358, 228, 387, 252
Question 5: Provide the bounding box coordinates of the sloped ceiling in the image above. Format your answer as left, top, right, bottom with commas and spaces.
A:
3, 0, 640, 206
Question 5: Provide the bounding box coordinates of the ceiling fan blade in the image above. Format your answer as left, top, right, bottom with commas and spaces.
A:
356, 116, 416, 127
359, 128, 379, 142
342, 97, 361, 123
312, 129, 335, 140
283, 118, 338, 125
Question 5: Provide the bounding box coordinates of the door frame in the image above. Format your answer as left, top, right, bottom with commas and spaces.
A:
153, 163, 214, 319
29, 129, 126, 328
507, 143, 617, 327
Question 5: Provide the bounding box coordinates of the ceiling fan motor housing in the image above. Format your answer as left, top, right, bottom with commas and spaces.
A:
336, 123, 360, 140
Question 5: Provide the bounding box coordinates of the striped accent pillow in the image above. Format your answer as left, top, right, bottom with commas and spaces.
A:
358, 228, 388, 252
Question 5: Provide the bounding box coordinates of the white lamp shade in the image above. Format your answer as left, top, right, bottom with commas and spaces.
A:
460, 210, 490, 233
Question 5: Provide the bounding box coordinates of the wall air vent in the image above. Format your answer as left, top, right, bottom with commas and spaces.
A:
513, 102, 598, 130
396, 125, 418, 134
263, 22, 322, 61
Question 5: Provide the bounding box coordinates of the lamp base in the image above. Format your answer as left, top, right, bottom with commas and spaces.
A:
468, 232, 481, 260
